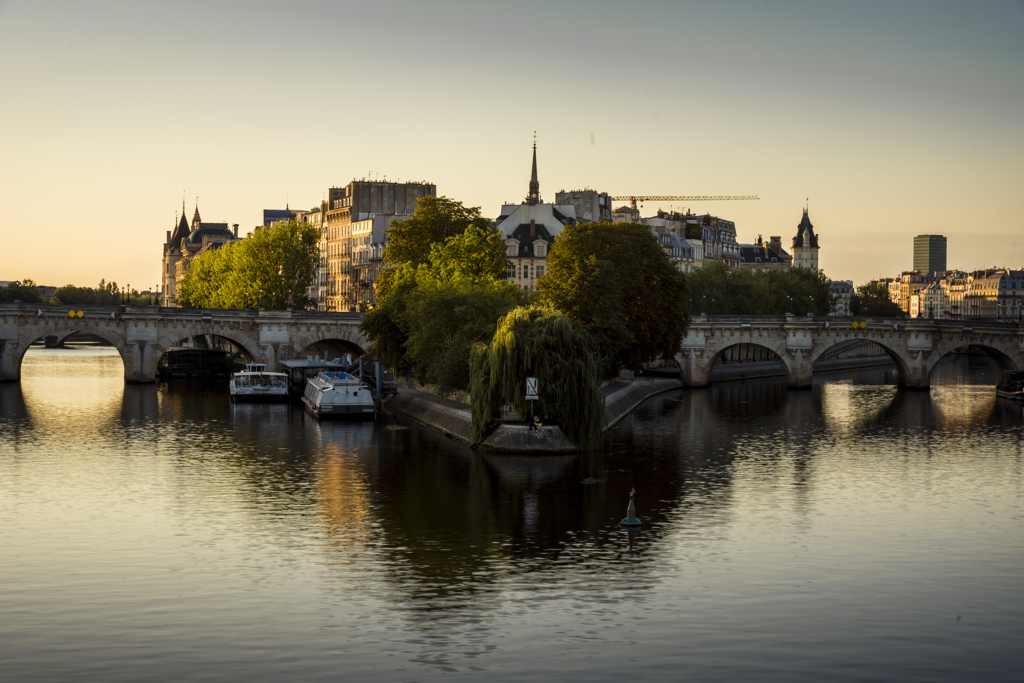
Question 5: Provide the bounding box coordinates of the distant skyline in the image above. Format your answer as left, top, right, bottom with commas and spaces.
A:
1, 0, 1022, 290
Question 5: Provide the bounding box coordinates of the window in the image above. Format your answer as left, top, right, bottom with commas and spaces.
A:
523, 265, 530, 279
535, 242, 547, 258
536, 266, 545, 277
507, 263, 516, 279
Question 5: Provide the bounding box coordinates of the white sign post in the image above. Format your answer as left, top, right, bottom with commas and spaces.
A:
525, 377, 539, 400
525, 377, 539, 427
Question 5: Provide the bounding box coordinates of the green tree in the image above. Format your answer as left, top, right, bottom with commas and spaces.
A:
402, 275, 525, 394
361, 220, 523, 396
470, 306, 605, 450
384, 196, 491, 267
0, 279, 42, 304
687, 262, 836, 316
537, 221, 690, 372
427, 225, 509, 283
176, 219, 320, 309
51, 284, 96, 306
850, 281, 901, 317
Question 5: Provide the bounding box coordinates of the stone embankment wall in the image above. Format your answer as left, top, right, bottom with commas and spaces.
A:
383, 377, 684, 454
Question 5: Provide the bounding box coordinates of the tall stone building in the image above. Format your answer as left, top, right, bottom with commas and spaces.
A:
161, 203, 237, 306
791, 209, 819, 271
554, 189, 612, 222
913, 234, 947, 276
322, 180, 435, 311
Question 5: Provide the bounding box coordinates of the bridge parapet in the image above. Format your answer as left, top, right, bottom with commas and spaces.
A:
0, 304, 368, 383
676, 315, 1022, 389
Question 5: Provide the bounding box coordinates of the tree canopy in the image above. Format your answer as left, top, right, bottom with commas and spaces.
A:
175, 219, 319, 309
361, 217, 524, 398
383, 196, 491, 268
470, 306, 605, 450
537, 221, 690, 372
686, 261, 836, 316
0, 279, 42, 304
850, 281, 902, 317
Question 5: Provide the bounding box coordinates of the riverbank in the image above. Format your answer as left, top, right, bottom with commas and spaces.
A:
383, 376, 684, 453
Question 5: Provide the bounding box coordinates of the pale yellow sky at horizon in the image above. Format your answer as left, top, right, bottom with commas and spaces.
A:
1, 0, 1021, 291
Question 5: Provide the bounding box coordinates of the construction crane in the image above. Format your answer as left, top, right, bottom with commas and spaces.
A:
612, 195, 759, 211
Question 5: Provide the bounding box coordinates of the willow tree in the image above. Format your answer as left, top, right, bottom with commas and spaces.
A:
470, 306, 605, 450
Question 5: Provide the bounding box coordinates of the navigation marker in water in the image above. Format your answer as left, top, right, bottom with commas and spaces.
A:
620, 487, 642, 526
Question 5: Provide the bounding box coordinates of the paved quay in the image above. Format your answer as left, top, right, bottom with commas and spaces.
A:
383, 377, 685, 453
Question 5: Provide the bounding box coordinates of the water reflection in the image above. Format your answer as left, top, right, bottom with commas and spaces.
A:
2, 348, 1023, 681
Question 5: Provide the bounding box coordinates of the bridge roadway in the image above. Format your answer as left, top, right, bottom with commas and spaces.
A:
679, 315, 1023, 389
1, 304, 367, 383
2, 305, 1021, 389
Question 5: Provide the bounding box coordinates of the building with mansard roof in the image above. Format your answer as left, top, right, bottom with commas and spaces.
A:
161, 203, 238, 306
739, 234, 792, 271
496, 141, 579, 289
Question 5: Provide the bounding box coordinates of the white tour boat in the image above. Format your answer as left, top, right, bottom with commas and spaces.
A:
302, 372, 377, 419
229, 362, 290, 402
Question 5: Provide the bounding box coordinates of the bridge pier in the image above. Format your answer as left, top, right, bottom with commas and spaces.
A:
676, 349, 713, 387
0, 339, 21, 381
786, 349, 814, 389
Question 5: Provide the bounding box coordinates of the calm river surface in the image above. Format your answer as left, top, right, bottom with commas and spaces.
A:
2, 347, 1023, 682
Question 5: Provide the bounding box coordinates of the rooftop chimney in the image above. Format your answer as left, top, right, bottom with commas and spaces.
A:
233, 224, 239, 238
530, 218, 536, 236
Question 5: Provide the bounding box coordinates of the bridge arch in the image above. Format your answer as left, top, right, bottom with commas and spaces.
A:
807, 337, 914, 387
153, 325, 264, 381
290, 327, 369, 362
677, 337, 794, 387
7, 322, 130, 382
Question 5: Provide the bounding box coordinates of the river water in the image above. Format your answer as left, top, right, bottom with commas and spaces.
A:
1, 347, 1022, 682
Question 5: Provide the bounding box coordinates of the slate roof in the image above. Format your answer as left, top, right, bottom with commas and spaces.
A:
168, 212, 191, 248
263, 209, 292, 226
505, 223, 555, 258
740, 244, 790, 265
792, 209, 818, 248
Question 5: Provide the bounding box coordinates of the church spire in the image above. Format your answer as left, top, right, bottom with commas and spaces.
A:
527, 132, 539, 205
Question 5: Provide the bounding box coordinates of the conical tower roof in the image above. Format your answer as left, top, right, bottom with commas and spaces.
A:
169, 206, 191, 247
792, 209, 818, 248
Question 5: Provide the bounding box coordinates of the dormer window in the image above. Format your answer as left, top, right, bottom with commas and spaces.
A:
535, 241, 547, 258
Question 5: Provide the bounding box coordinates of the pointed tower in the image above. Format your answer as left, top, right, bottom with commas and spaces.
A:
791, 208, 819, 271
526, 136, 540, 206
192, 202, 202, 230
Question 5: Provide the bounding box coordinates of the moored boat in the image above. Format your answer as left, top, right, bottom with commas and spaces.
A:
229, 362, 289, 402
995, 370, 1024, 401
302, 372, 376, 419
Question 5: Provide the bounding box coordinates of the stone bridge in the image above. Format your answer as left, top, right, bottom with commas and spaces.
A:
677, 315, 1023, 389
0, 304, 368, 383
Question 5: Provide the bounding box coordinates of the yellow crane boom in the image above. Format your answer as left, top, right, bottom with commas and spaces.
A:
612, 195, 759, 210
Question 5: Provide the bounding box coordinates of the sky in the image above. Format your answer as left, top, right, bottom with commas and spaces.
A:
1, 0, 1022, 290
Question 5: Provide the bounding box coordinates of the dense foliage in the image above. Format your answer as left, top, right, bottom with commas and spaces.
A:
383, 196, 491, 268
51, 280, 124, 305
362, 221, 525, 397
686, 261, 836, 316
537, 221, 690, 372
850, 281, 902, 317
0, 279, 42, 303
469, 306, 605, 450
176, 219, 319, 309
